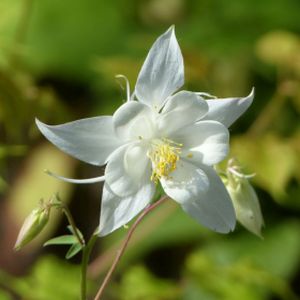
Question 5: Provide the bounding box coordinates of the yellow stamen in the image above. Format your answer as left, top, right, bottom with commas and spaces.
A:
148, 138, 182, 183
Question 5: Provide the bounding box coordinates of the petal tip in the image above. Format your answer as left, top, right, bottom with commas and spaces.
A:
241, 87, 255, 107
248, 87, 255, 101
167, 24, 175, 33
35, 119, 47, 136
170, 24, 175, 34
35, 118, 49, 132
163, 25, 177, 41
35, 117, 42, 127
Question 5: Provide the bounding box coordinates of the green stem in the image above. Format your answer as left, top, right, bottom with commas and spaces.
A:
81, 234, 98, 300
61, 205, 85, 247
52, 194, 85, 246
52, 195, 95, 299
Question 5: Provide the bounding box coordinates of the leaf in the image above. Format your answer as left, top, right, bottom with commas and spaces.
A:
13, 256, 83, 299
67, 225, 83, 237
119, 265, 179, 300
65, 243, 83, 260
44, 235, 77, 247
185, 220, 300, 300
231, 134, 297, 201
67, 225, 84, 242
255, 30, 300, 69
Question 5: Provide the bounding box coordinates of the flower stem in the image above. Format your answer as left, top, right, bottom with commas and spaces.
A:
93, 195, 168, 300
53, 195, 92, 299
61, 205, 85, 247
81, 234, 98, 300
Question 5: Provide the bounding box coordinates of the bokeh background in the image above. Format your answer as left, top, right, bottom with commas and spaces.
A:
0, 0, 300, 299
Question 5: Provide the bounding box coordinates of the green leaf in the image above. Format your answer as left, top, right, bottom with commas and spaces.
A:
119, 265, 179, 300
67, 225, 84, 240
255, 31, 300, 68
11, 255, 84, 299
184, 220, 300, 300
44, 235, 77, 247
231, 134, 298, 200
65, 243, 83, 259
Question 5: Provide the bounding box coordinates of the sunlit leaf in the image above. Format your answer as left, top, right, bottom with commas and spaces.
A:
185, 220, 300, 300
44, 235, 77, 247
119, 265, 179, 300
67, 225, 84, 241
256, 30, 300, 69
14, 256, 82, 299
231, 134, 297, 200
65, 243, 83, 260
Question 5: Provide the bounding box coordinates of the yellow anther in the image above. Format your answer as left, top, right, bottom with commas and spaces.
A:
187, 153, 193, 158
148, 138, 182, 183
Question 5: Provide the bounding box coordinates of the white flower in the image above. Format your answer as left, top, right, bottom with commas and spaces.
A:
225, 159, 264, 238
36, 26, 254, 236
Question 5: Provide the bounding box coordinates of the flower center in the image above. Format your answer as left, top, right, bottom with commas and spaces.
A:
148, 138, 182, 183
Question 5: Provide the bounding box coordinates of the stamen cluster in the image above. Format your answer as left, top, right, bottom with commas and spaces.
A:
148, 139, 182, 183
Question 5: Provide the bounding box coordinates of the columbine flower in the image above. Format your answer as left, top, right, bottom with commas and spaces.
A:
224, 159, 264, 238
36, 26, 254, 236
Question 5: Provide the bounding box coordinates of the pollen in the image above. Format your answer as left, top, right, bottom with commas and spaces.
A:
148, 138, 182, 183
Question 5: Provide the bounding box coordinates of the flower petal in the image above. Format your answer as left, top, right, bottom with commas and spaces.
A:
202, 88, 254, 127
171, 121, 229, 165
36, 117, 121, 166
135, 26, 184, 110
160, 160, 210, 204
181, 164, 236, 233
105, 143, 151, 197
113, 101, 155, 142
157, 91, 208, 136
99, 182, 155, 236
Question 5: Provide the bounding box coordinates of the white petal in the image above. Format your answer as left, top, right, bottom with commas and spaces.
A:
105, 143, 151, 197
171, 121, 229, 165
36, 117, 121, 166
113, 101, 155, 141
99, 182, 155, 236
181, 165, 236, 233
157, 91, 208, 136
202, 88, 254, 127
135, 26, 184, 110
160, 160, 209, 204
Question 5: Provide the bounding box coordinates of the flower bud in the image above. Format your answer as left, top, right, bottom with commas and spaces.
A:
225, 160, 264, 238
14, 201, 51, 251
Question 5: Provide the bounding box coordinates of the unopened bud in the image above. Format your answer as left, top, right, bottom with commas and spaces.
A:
225, 159, 264, 238
14, 201, 51, 251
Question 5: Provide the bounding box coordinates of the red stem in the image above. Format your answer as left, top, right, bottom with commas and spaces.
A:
93, 195, 168, 300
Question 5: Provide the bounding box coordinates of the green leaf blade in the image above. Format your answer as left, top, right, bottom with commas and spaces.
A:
65, 243, 83, 259
44, 235, 77, 247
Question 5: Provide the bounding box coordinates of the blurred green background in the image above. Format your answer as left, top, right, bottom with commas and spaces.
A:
0, 0, 300, 299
